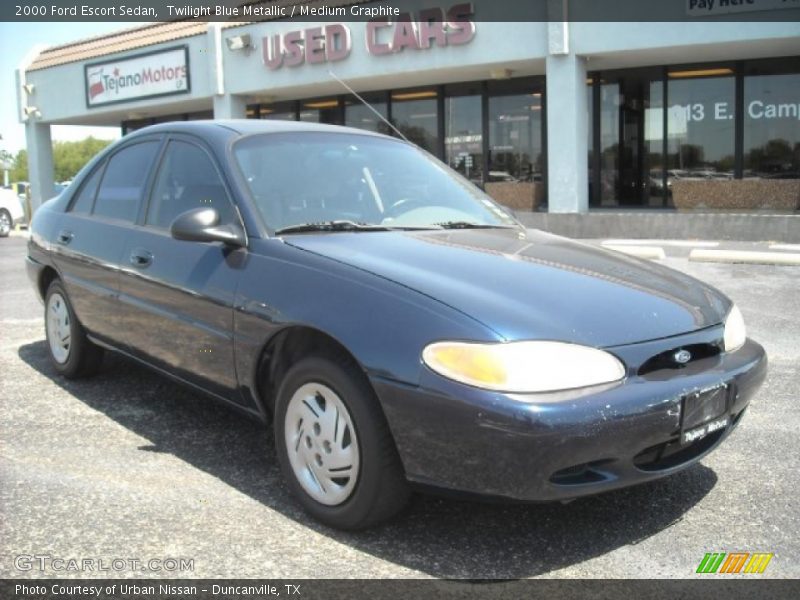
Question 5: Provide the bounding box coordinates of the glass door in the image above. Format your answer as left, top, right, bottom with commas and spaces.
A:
591, 69, 665, 207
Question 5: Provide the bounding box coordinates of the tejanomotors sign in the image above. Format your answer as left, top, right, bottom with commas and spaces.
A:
84, 46, 190, 108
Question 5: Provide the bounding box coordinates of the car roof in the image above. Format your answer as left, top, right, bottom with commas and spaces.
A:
125, 119, 391, 141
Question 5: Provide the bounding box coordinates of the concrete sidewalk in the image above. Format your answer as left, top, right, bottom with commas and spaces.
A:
517, 211, 800, 243
586, 239, 800, 266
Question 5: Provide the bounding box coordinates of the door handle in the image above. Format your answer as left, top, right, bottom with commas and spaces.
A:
56, 230, 73, 245
129, 248, 153, 268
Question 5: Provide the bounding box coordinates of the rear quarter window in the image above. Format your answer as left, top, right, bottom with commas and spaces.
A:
69, 164, 104, 214
93, 141, 159, 222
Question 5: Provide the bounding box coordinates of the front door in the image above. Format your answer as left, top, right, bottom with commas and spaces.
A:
117, 137, 246, 402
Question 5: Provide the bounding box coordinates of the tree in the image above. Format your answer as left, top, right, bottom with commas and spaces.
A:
8, 137, 113, 184
53, 137, 113, 181
10, 149, 27, 182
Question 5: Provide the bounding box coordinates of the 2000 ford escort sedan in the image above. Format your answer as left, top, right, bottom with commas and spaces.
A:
27, 120, 767, 529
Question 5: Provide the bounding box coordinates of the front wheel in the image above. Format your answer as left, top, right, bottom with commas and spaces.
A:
44, 279, 104, 378
274, 355, 409, 530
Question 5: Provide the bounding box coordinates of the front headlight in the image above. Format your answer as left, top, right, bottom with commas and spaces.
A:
422, 340, 626, 393
723, 304, 746, 352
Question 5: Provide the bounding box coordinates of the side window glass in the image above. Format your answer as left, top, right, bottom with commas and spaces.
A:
147, 140, 236, 229
69, 164, 103, 213
93, 141, 159, 222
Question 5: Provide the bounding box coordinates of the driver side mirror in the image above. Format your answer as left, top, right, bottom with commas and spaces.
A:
170, 207, 246, 248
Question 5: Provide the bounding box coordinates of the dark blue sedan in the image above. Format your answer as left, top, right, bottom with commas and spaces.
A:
26, 120, 766, 529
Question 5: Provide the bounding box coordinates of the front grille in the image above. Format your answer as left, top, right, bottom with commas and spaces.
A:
638, 343, 721, 376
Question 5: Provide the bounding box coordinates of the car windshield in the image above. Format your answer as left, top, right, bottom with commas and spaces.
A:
233, 132, 518, 233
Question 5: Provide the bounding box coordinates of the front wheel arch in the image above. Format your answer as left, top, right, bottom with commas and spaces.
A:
255, 325, 374, 417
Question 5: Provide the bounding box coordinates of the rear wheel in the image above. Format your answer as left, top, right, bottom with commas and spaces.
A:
274, 355, 409, 530
44, 279, 103, 378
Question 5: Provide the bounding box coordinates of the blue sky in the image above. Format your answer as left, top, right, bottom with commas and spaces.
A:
0, 22, 146, 157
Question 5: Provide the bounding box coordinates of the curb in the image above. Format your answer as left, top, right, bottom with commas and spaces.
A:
769, 244, 800, 252
602, 239, 719, 248
689, 249, 800, 266
602, 244, 666, 260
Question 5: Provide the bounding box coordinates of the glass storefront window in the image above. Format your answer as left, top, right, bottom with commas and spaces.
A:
258, 102, 296, 121
444, 94, 483, 185
300, 99, 341, 124
645, 81, 665, 207
488, 93, 542, 183
744, 71, 800, 179
344, 96, 390, 134
666, 69, 735, 181
390, 89, 439, 154
486, 89, 543, 211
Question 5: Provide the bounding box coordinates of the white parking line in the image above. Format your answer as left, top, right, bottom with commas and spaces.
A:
769, 244, 800, 252
689, 249, 800, 266
602, 239, 719, 248
603, 245, 666, 260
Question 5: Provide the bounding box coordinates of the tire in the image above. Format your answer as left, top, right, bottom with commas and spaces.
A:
0, 209, 11, 237
274, 355, 410, 530
44, 279, 104, 378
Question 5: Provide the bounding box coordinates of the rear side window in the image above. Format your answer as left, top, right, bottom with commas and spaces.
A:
93, 141, 159, 222
69, 164, 104, 213
146, 140, 236, 229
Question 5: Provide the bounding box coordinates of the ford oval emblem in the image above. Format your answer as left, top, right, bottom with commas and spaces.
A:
674, 349, 692, 365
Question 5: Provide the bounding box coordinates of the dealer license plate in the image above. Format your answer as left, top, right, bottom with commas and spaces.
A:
681, 385, 730, 445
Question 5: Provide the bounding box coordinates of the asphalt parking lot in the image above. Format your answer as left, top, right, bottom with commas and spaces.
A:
1, 234, 798, 579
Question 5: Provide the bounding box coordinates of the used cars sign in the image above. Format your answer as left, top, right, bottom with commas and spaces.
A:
84, 45, 190, 108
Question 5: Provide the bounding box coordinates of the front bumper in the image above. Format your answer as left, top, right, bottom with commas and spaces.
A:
372, 332, 767, 502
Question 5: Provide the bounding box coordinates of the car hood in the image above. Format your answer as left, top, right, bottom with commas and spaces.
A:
283, 228, 731, 347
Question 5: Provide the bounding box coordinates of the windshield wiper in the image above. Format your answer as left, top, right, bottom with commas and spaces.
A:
275, 220, 444, 235
275, 220, 392, 235
434, 221, 516, 230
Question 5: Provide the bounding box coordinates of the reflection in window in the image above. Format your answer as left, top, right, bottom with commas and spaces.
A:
391, 90, 439, 154
645, 81, 665, 207
590, 71, 665, 207
667, 72, 735, 180
258, 102, 296, 121
70, 164, 103, 214
147, 141, 235, 229
445, 95, 483, 185
598, 83, 620, 206
744, 73, 800, 179
300, 99, 341, 125
93, 142, 159, 222
488, 94, 542, 183
344, 97, 390, 134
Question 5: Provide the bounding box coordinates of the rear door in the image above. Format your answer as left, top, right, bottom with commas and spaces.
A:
117, 135, 245, 402
52, 138, 161, 347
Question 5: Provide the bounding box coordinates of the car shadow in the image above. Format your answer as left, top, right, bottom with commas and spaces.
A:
18, 340, 718, 579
